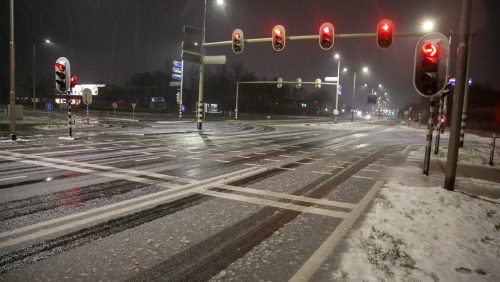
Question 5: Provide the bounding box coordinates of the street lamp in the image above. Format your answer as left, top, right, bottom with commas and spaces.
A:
342, 66, 369, 122
422, 20, 435, 32
343, 67, 348, 72
216, 0, 224, 5
362, 66, 369, 73
378, 84, 383, 88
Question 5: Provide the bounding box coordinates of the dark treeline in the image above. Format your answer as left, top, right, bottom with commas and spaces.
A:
404, 83, 500, 131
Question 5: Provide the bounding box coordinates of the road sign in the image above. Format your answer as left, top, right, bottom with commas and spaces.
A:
338, 85, 342, 95
131, 102, 136, 109
325, 77, 338, 82
204, 55, 227, 65
182, 41, 201, 53
82, 88, 93, 105
172, 67, 182, 74
183, 25, 202, 38
404, 110, 409, 115
296, 78, 302, 89
170, 81, 182, 87
45, 102, 53, 111
172, 73, 182, 80
333, 109, 339, 116
112, 102, 118, 109
173, 60, 182, 68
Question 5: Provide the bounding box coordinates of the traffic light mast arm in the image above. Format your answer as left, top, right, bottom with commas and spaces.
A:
237, 80, 338, 86
204, 32, 447, 47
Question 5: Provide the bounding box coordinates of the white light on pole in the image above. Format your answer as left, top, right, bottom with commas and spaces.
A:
343, 67, 348, 72
216, 0, 224, 5
362, 66, 369, 73
334, 53, 340, 59
422, 20, 434, 32
379, 84, 382, 88
45, 39, 51, 44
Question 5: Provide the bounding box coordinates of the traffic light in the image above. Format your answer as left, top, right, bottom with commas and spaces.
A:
319, 22, 334, 50
315, 78, 322, 88
232, 29, 244, 54
296, 78, 302, 89
277, 77, 283, 88
272, 25, 286, 51
377, 19, 393, 48
413, 33, 450, 97
70, 75, 78, 89
55, 57, 70, 93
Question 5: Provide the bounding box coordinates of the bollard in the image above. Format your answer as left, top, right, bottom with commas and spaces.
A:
489, 133, 497, 166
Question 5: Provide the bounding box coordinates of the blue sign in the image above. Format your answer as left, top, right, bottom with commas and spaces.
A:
180, 105, 186, 112
172, 67, 182, 74
449, 77, 472, 86
338, 85, 342, 95
173, 60, 182, 68
45, 102, 53, 111
172, 73, 182, 80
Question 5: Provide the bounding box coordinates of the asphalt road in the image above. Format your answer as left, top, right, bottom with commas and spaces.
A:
0, 114, 425, 281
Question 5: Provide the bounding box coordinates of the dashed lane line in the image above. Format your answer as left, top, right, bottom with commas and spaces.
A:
312, 171, 333, 175
351, 175, 375, 180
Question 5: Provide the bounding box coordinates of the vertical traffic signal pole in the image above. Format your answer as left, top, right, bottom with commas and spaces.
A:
351, 72, 356, 122
459, 34, 472, 147
67, 90, 72, 137
197, 0, 207, 130
434, 94, 445, 155
445, 0, 472, 190
179, 60, 184, 120
423, 97, 435, 175
335, 60, 340, 124
235, 82, 240, 120
9, 0, 16, 141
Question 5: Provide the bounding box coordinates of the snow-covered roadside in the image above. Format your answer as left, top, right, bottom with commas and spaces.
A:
332, 181, 500, 281
409, 145, 499, 167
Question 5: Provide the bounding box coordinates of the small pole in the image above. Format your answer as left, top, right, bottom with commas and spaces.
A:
489, 134, 496, 166
460, 34, 473, 147
434, 95, 445, 155
418, 112, 421, 128
351, 72, 356, 122
235, 82, 239, 120
423, 97, 435, 176
47, 110, 50, 128
86, 104, 89, 125
67, 92, 72, 137
9, 0, 16, 141
179, 60, 184, 120
132, 108, 135, 120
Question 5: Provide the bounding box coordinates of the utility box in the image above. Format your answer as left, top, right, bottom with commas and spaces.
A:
8, 105, 24, 120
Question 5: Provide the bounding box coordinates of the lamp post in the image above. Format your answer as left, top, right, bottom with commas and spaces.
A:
334, 54, 341, 123
346, 66, 369, 122
9, 0, 16, 140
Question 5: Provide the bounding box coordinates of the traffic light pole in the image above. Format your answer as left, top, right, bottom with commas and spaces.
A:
67, 91, 72, 138
423, 97, 435, 175
197, 0, 207, 130
334, 60, 340, 124
9, 0, 16, 141
459, 34, 472, 147
434, 94, 445, 155
444, 0, 472, 191
179, 60, 184, 120
351, 72, 356, 122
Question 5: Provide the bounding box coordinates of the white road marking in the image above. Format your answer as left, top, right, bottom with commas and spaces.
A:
254, 152, 266, 155
214, 160, 230, 163
352, 175, 374, 180
134, 157, 160, 162
0, 175, 27, 182
162, 154, 175, 158
278, 155, 293, 158
211, 153, 224, 156
229, 150, 243, 153
263, 159, 280, 162
235, 155, 251, 159
312, 171, 333, 175
185, 156, 202, 160
294, 162, 312, 165
326, 165, 343, 169
290, 181, 383, 282
244, 163, 262, 167
199, 189, 349, 219
216, 186, 354, 210
0, 167, 265, 249
362, 169, 381, 173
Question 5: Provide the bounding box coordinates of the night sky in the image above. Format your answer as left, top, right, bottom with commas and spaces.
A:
1, 0, 499, 108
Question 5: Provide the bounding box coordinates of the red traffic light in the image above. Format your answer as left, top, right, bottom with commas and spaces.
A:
422, 42, 438, 57
70, 75, 77, 88
272, 25, 286, 51
319, 22, 334, 50
55, 63, 65, 72
232, 28, 244, 54
377, 19, 394, 48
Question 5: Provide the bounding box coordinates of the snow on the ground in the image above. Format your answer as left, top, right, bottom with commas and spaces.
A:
409, 145, 500, 167
332, 181, 500, 282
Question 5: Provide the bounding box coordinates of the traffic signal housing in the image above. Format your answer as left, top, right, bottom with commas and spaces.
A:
70, 75, 78, 89
319, 22, 334, 50
272, 25, 286, 51
413, 33, 450, 97
232, 29, 244, 54
377, 19, 394, 48
55, 57, 71, 93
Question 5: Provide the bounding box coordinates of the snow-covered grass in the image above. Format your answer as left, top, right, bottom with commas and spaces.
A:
332, 181, 500, 281
409, 145, 499, 167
